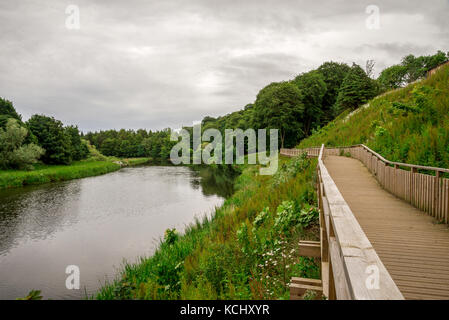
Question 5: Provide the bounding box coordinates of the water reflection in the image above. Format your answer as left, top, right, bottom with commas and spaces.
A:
191, 166, 238, 198
0, 165, 235, 300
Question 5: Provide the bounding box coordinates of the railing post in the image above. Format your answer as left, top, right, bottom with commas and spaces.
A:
435, 170, 441, 219
411, 167, 417, 206
394, 164, 399, 194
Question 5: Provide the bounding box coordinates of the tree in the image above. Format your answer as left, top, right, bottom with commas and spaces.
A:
293, 71, 327, 135
377, 51, 448, 91
100, 138, 118, 156
253, 81, 304, 148
425, 50, 448, 71
0, 119, 44, 170
0, 97, 22, 122
334, 63, 378, 115
400, 51, 448, 83
65, 125, 89, 161
27, 115, 72, 164
316, 62, 351, 120
378, 64, 408, 90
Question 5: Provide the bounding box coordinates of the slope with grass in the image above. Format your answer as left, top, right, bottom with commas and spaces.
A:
299, 64, 449, 171
97, 155, 321, 300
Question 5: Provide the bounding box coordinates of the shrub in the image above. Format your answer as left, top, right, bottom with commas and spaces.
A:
164, 228, 178, 245
0, 119, 44, 170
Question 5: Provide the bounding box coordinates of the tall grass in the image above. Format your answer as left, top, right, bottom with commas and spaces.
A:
298, 64, 449, 171
96, 155, 321, 300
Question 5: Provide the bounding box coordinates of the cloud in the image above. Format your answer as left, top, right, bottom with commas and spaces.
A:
0, 0, 448, 131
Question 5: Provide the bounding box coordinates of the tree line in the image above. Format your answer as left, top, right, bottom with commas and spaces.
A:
0, 98, 89, 169
83, 129, 177, 160
200, 51, 448, 149
378, 51, 448, 90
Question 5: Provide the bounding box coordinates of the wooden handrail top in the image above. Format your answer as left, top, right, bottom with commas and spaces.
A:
300, 144, 449, 173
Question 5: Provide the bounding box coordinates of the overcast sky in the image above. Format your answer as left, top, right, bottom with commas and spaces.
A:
1, 0, 448, 132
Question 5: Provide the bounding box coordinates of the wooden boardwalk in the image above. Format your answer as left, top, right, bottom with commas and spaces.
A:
324, 155, 449, 300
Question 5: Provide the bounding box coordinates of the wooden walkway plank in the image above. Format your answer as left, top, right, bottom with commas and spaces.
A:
324, 155, 449, 300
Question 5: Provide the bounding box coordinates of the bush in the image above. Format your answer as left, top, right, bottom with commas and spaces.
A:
0, 119, 44, 170
164, 228, 178, 245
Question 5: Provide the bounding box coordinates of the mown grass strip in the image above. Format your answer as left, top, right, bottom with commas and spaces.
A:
0, 158, 150, 189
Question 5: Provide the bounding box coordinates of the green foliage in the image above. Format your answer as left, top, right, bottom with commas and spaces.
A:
0, 119, 44, 170
379, 51, 448, 90
273, 201, 318, 236
200, 61, 350, 151
273, 201, 299, 235
66, 125, 89, 161
388, 102, 420, 116
401, 51, 447, 83
298, 206, 319, 227
316, 62, 352, 120
0, 160, 121, 189
85, 128, 176, 160
85, 140, 108, 161
253, 207, 269, 229
334, 63, 378, 115
27, 115, 72, 164
16, 290, 43, 300
252, 81, 304, 148
378, 65, 408, 90
0, 97, 22, 122
299, 63, 449, 170
164, 228, 179, 245
293, 70, 327, 136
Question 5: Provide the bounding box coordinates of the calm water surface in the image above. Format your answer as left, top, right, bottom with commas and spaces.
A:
0, 165, 234, 299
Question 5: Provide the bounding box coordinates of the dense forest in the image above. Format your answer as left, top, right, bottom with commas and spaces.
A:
1, 50, 447, 169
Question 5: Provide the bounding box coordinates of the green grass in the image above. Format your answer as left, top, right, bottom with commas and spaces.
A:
298, 64, 449, 171
121, 158, 151, 166
0, 157, 150, 189
96, 155, 321, 300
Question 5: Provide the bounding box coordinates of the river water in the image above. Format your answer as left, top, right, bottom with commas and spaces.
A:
0, 165, 233, 300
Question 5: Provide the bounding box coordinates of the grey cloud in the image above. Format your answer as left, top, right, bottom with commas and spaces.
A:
0, 0, 448, 132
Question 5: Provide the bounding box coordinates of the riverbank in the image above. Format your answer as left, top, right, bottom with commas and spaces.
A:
0, 158, 150, 189
96, 155, 321, 300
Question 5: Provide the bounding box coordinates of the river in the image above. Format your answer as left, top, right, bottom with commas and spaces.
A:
0, 165, 235, 300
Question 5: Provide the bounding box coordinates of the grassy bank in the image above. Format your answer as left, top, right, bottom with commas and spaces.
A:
120, 158, 152, 166
96, 155, 320, 300
0, 158, 150, 189
299, 64, 449, 170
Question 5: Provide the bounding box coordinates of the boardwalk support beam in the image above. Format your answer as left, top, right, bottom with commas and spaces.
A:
298, 241, 321, 258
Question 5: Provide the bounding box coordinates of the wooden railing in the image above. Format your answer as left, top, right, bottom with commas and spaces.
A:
324, 144, 449, 224
280, 147, 321, 158
318, 145, 403, 299
284, 145, 404, 300
282, 144, 449, 224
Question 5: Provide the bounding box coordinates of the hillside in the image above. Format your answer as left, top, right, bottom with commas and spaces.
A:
298, 63, 449, 170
